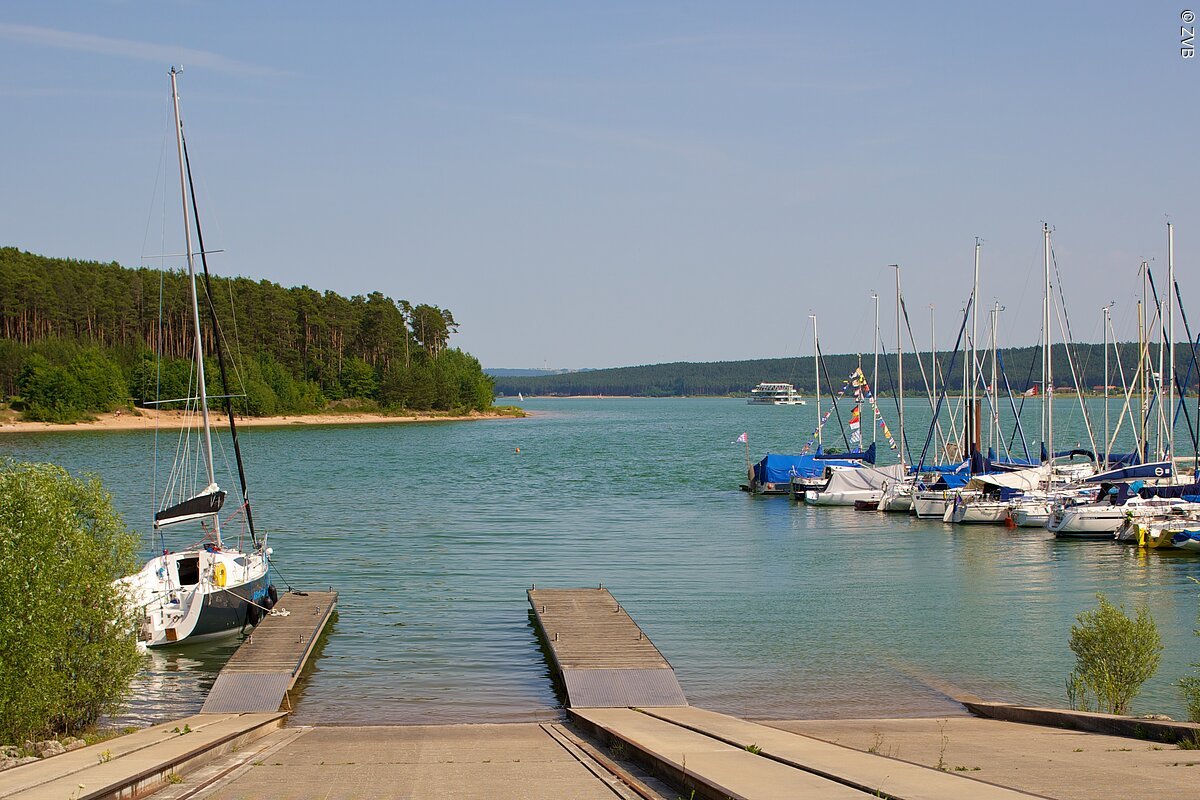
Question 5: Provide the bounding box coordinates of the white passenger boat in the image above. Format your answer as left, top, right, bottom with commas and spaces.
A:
747, 382, 806, 405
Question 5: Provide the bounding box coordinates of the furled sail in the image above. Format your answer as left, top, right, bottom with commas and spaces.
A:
154, 483, 226, 529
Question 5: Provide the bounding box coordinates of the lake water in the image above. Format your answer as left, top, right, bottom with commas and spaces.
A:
4, 397, 1200, 724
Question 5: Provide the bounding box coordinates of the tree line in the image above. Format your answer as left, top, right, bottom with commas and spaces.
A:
493, 344, 1200, 398
0, 248, 494, 421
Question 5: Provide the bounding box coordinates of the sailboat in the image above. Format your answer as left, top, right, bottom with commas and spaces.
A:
116, 68, 276, 647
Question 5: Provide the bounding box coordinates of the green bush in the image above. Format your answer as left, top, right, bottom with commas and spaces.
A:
0, 462, 143, 742
1181, 579, 1200, 723
1181, 676, 1200, 723
1067, 593, 1162, 716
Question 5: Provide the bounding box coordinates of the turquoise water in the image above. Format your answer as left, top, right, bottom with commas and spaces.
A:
4, 397, 1200, 724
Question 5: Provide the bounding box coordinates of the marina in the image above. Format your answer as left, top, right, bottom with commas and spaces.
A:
4, 396, 1200, 728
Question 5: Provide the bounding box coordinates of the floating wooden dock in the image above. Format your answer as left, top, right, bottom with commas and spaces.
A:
201, 590, 337, 713
528, 587, 687, 708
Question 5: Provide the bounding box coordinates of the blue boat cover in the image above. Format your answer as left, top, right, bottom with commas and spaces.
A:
920, 472, 970, 490
753, 449, 874, 483
922, 461, 970, 474
1140, 481, 1200, 500
1085, 461, 1174, 484
813, 442, 877, 464
1101, 480, 1200, 505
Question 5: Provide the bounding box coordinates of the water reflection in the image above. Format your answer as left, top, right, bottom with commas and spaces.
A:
111, 637, 241, 727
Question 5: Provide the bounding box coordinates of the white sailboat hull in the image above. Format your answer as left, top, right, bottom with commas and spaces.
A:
805, 489, 882, 506
879, 493, 913, 512
1010, 504, 1051, 528
117, 549, 270, 648
948, 500, 1011, 525
1048, 501, 1183, 538
912, 490, 978, 519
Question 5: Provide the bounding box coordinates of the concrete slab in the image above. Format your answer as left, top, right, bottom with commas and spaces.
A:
573, 707, 866, 799
0, 713, 285, 800
771, 716, 1200, 800
965, 701, 1200, 743
0, 714, 241, 797
192, 724, 630, 800
641, 706, 1038, 799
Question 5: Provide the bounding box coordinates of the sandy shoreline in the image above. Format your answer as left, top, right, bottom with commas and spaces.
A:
0, 408, 523, 434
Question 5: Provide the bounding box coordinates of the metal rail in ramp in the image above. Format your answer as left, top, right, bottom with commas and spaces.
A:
528, 587, 687, 708
201, 590, 337, 713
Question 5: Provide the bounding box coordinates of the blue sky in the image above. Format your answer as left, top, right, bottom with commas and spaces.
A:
1, 2, 1196, 368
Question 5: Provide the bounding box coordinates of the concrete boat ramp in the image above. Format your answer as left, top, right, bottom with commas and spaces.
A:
5, 586, 1200, 799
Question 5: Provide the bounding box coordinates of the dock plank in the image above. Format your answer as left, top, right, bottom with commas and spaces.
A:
528, 588, 686, 708
201, 590, 337, 713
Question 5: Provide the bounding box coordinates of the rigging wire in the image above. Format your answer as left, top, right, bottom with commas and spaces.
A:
878, 339, 914, 464
815, 338, 852, 452
899, 296, 948, 455
182, 132, 259, 548
915, 296, 973, 470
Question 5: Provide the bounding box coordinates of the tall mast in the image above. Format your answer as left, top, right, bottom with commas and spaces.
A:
1102, 303, 1111, 468
1168, 221, 1176, 464
990, 301, 1000, 451
971, 239, 980, 456
930, 304, 937, 458
894, 265, 905, 467
872, 292, 879, 446
170, 67, 220, 544
1155, 261, 1165, 459
1138, 290, 1147, 460
1042, 223, 1053, 462
811, 314, 821, 447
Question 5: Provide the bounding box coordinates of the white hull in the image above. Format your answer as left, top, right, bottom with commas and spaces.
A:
912, 490, 978, 519
1010, 507, 1050, 527
947, 501, 1011, 525
1048, 500, 1184, 537
117, 548, 270, 647
1174, 535, 1200, 552
879, 493, 913, 512
913, 495, 951, 519
747, 383, 805, 405
805, 489, 882, 506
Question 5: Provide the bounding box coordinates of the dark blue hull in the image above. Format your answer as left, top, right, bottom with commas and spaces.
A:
187, 573, 270, 641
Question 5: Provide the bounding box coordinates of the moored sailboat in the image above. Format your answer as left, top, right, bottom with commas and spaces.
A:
116, 68, 276, 648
